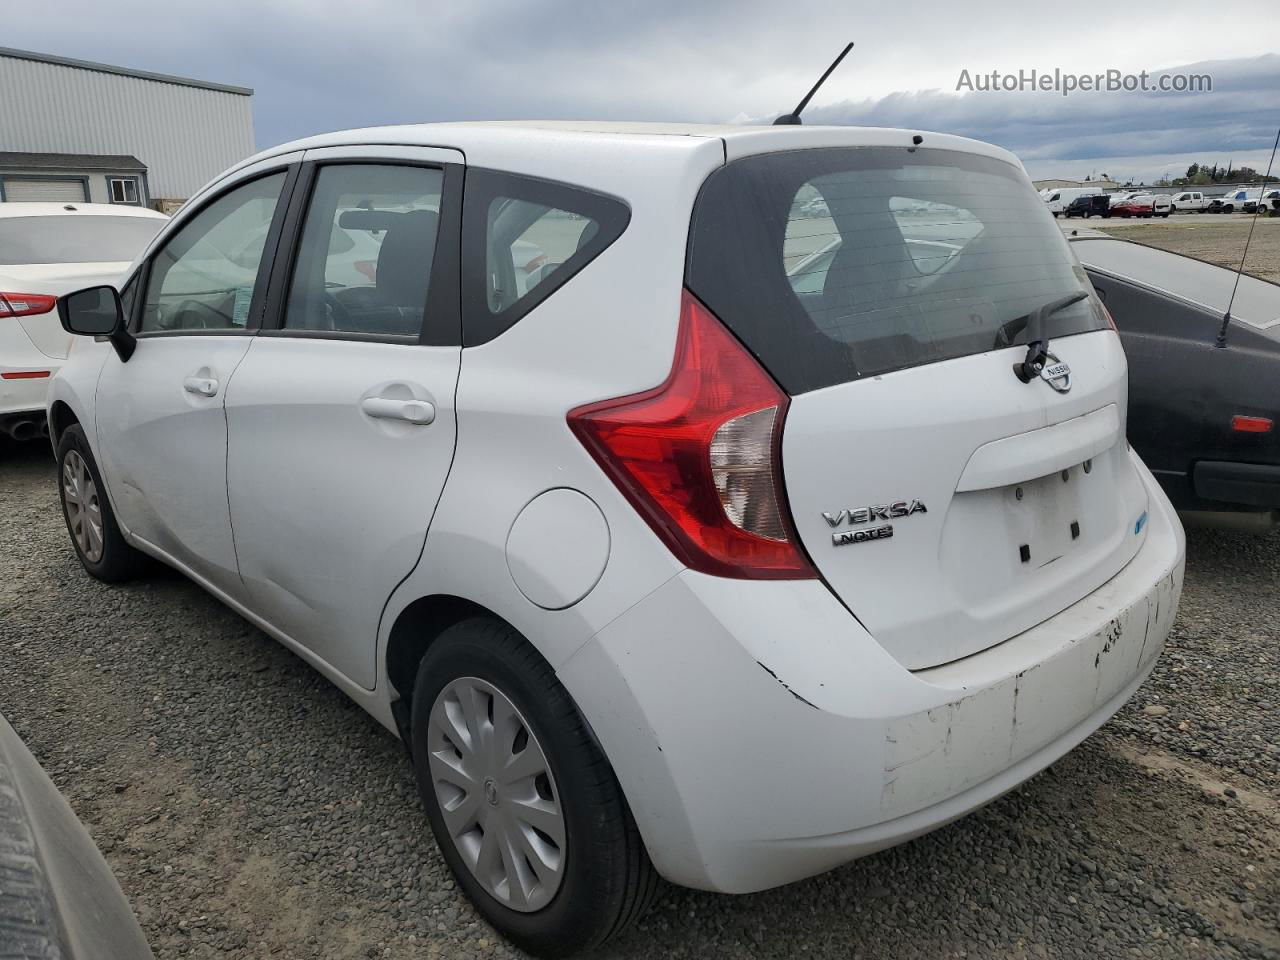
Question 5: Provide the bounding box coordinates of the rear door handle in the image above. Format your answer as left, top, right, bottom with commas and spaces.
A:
361, 396, 436, 425
183, 376, 219, 397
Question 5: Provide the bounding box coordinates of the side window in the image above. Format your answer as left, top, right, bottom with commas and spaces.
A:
109, 177, 139, 204
784, 184, 838, 296
283, 164, 443, 338
485, 202, 595, 312
462, 169, 629, 345
139, 173, 285, 333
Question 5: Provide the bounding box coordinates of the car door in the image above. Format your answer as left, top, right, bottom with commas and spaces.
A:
95, 158, 299, 599
224, 147, 463, 689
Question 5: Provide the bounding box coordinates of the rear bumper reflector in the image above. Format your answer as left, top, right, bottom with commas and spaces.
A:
1, 371, 51, 380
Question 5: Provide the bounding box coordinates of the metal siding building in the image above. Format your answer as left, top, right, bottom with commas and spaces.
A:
0, 47, 254, 206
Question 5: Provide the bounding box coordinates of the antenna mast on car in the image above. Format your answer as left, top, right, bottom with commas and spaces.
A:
1216, 124, 1280, 347
773, 42, 854, 126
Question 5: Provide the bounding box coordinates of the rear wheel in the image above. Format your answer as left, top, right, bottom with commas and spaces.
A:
410, 618, 659, 957
56, 425, 145, 582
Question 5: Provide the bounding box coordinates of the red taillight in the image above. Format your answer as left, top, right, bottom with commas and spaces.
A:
1232, 415, 1273, 434
568, 289, 815, 580
0, 293, 57, 318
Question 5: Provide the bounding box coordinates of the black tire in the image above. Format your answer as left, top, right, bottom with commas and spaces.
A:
56, 424, 146, 582
410, 618, 660, 957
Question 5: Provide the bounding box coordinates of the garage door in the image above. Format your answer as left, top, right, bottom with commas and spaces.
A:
2, 179, 88, 202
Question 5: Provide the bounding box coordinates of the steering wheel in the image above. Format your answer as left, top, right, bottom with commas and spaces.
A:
168, 298, 235, 331
323, 290, 355, 331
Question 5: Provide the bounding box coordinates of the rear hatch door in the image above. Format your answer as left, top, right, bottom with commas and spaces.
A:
688, 142, 1150, 669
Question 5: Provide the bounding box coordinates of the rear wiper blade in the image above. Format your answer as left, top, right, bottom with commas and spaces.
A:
1005, 291, 1089, 384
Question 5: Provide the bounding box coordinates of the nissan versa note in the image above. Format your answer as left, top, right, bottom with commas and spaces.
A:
49, 122, 1185, 957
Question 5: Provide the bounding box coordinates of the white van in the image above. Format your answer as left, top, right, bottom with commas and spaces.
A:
1042, 186, 1105, 217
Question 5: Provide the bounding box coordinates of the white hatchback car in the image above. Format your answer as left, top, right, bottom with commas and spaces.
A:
0, 202, 166, 441
49, 122, 1185, 957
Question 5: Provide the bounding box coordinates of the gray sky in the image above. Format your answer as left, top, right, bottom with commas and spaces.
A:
6, 0, 1278, 182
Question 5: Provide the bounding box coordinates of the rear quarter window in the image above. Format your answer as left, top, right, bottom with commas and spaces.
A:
461, 169, 629, 346
686, 147, 1106, 394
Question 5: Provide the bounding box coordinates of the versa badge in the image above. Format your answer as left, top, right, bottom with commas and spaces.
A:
823, 499, 927, 547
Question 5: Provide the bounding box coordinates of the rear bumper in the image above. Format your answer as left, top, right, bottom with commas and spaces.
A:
561, 454, 1184, 893
0, 321, 60, 417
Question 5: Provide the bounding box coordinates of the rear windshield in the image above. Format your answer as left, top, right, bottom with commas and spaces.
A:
0, 216, 164, 266
686, 147, 1106, 394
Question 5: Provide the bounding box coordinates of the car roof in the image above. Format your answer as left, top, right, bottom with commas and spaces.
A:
0, 202, 168, 220
234, 120, 1023, 176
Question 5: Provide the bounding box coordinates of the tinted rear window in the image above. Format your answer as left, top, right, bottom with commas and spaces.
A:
0, 216, 164, 265
687, 147, 1106, 394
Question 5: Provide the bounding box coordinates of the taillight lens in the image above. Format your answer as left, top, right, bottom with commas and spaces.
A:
568, 289, 814, 579
0, 293, 57, 317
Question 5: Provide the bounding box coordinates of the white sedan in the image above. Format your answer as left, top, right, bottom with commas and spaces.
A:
0, 202, 166, 441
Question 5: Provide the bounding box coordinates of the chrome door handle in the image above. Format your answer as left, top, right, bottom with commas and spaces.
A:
361, 396, 435, 425
183, 376, 219, 397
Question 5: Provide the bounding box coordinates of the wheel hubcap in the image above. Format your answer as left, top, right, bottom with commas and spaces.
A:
62, 450, 104, 563
427, 677, 566, 912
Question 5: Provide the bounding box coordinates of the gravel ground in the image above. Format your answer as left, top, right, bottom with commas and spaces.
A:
1, 438, 1278, 960
1090, 215, 1280, 283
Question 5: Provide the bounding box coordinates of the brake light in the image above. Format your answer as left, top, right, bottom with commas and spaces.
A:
0, 293, 57, 317
1232, 415, 1272, 433
568, 289, 815, 579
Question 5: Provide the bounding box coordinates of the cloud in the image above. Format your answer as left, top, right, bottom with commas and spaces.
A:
790, 54, 1280, 181
0, 1, 1276, 181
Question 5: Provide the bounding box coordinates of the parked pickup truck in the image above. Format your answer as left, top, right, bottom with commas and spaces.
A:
1209, 189, 1253, 213
1169, 191, 1209, 213
1244, 190, 1280, 214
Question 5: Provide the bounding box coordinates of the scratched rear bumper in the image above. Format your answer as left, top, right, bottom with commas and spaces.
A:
561, 454, 1185, 893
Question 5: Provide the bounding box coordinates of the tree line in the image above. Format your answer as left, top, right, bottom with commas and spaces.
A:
1173, 162, 1279, 186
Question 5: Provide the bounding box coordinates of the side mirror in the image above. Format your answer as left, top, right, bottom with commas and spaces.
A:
57, 285, 135, 362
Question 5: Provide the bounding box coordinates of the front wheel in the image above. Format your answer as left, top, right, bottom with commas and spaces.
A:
410, 618, 659, 957
56, 425, 146, 582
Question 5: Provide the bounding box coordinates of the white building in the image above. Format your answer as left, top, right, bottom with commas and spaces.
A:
0, 47, 254, 210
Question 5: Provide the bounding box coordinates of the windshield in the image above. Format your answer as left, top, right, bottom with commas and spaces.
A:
686, 146, 1106, 393
0, 216, 164, 266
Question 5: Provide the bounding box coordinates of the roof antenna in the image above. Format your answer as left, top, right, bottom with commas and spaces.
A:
1216, 123, 1280, 347
773, 42, 854, 126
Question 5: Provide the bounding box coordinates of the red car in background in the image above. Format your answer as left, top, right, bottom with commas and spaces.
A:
1109, 194, 1172, 219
